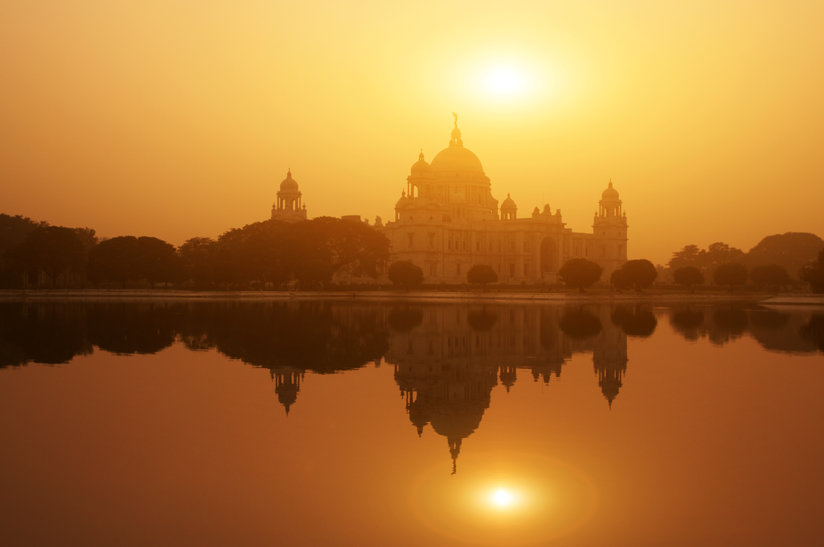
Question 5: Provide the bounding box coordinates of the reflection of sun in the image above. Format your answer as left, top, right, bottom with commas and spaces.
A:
481, 64, 529, 98
490, 488, 517, 509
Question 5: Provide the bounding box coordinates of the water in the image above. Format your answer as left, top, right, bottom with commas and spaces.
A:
1, 300, 822, 546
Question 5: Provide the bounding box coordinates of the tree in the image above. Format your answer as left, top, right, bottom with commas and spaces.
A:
616, 259, 657, 291
713, 262, 748, 290
749, 264, 790, 291
179, 237, 217, 288
800, 249, 824, 293
673, 266, 704, 291
388, 261, 423, 289
135, 236, 179, 287
467, 264, 497, 288
558, 258, 602, 292
668, 244, 704, 271
6, 226, 87, 287
88, 235, 179, 287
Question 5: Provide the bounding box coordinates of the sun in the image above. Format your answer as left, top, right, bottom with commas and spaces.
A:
480, 64, 530, 99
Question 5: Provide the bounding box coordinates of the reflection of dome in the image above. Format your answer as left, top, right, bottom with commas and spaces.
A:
431, 145, 484, 174
280, 169, 299, 192
411, 151, 431, 176
601, 181, 619, 200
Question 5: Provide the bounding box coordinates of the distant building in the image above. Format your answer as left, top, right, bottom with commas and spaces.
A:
271, 169, 307, 222
383, 116, 629, 283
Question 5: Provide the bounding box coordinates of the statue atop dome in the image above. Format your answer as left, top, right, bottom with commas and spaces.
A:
450, 112, 463, 147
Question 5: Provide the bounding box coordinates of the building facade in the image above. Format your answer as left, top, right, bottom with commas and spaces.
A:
383, 117, 628, 283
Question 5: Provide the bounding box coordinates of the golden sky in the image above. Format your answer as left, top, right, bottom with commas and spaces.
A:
1, 0, 823, 263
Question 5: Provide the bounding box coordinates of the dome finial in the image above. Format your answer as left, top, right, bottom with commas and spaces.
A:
419, 148, 424, 161
449, 112, 463, 147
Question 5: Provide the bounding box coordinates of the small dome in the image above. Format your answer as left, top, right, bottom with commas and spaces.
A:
395, 190, 411, 209
602, 180, 619, 200
501, 193, 516, 210
280, 169, 299, 192
411, 150, 431, 175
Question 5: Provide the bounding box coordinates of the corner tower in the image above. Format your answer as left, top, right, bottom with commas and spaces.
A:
592, 180, 628, 277
271, 169, 308, 222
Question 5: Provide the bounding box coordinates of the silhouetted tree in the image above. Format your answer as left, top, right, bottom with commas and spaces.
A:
673, 266, 704, 291
178, 237, 218, 288
88, 235, 178, 287
135, 236, 179, 287
799, 249, 824, 293
615, 259, 657, 291
467, 264, 497, 288
713, 262, 748, 290
559, 308, 602, 339
668, 242, 745, 278
745, 232, 824, 281
388, 261, 423, 289
6, 226, 88, 287
749, 264, 790, 291
558, 258, 602, 292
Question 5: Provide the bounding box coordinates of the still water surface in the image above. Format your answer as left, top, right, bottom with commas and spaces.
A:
1, 300, 823, 545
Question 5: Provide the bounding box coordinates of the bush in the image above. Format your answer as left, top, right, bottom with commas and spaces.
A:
615, 259, 657, 291
467, 264, 498, 288
558, 258, 602, 292
388, 261, 423, 289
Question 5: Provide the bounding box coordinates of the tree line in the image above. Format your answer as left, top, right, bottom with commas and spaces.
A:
386, 252, 824, 293
0, 214, 389, 289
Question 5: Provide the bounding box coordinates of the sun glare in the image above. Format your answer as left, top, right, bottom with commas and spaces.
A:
488, 487, 519, 509
481, 65, 529, 98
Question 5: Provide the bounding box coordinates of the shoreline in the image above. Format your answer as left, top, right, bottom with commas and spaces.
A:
1, 288, 821, 305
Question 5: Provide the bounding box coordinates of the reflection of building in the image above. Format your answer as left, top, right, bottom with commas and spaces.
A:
271, 169, 308, 222
271, 367, 304, 415
386, 305, 628, 471
384, 116, 629, 283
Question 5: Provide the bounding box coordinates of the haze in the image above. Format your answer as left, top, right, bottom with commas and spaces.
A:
1, 1, 823, 263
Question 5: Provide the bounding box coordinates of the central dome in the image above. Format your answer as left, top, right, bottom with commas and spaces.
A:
430, 145, 484, 174
430, 114, 485, 175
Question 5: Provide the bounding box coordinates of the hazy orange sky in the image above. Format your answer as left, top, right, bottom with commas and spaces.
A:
1, 1, 823, 263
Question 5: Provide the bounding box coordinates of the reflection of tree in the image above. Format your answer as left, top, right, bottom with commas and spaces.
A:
195, 303, 388, 374
88, 303, 177, 355
798, 315, 824, 352
709, 306, 748, 345
466, 308, 497, 332
611, 304, 657, 337
669, 308, 704, 341
0, 303, 91, 366
559, 308, 602, 339
387, 307, 423, 333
